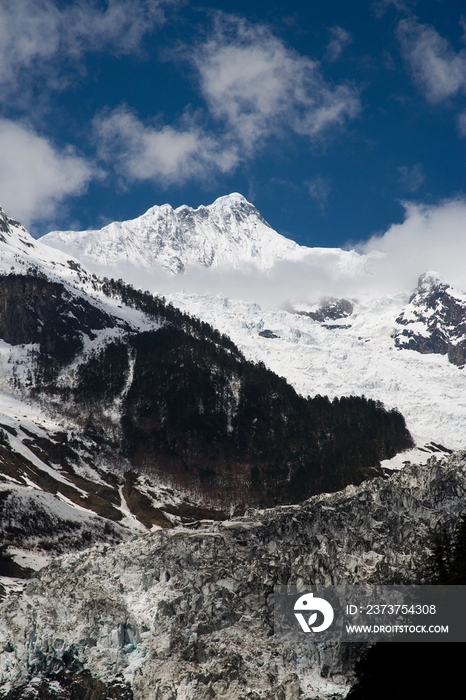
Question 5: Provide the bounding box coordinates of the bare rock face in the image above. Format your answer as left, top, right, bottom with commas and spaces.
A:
1, 453, 465, 699
394, 272, 466, 366
2, 672, 134, 700
298, 298, 354, 324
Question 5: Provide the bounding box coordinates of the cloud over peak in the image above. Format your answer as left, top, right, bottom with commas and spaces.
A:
359, 198, 466, 293
192, 14, 361, 150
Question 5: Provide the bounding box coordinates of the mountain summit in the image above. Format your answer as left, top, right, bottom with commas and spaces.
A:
43, 193, 308, 274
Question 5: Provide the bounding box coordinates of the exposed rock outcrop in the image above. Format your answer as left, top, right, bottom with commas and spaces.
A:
394, 272, 466, 366
298, 297, 354, 324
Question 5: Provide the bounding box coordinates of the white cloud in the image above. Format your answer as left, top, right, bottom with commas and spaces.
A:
0, 1, 177, 225
457, 111, 466, 137
191, 14, 361, 151
241, 199, 466, 303
373, 0, 416, 19
0, 0, 171, 100
325, 27, 353, 62
397, 18, 466, 102
307, 175, 331, 213
94, 107, 239, 184
397, 163, 425, 192
0, 119, 95, 227
359, 198, 466, 293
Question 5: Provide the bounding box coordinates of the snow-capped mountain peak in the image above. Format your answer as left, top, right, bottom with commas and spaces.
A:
193, 191, 248, 209
0, 206, 39, 255
0, 204, 92, 284
42, 194, 309, 275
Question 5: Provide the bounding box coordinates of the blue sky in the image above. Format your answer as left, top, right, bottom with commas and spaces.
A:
0, 0, 465, 249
